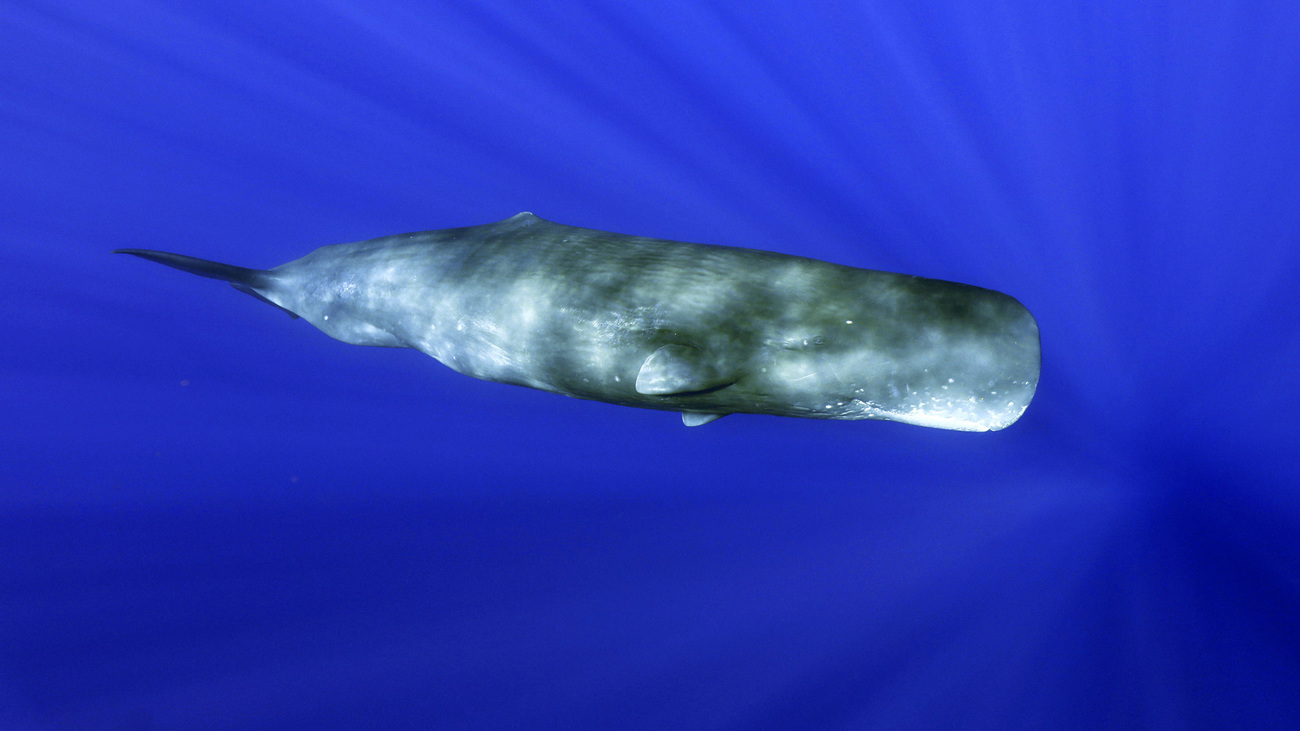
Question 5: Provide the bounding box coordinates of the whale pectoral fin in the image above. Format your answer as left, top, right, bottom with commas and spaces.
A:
635, 344, 734, 395
682, 412, 726, 427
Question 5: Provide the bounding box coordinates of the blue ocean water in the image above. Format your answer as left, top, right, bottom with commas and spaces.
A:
3, 1, 1298, 728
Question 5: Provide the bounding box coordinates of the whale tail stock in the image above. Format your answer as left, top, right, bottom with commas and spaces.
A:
113, 249, 299, 319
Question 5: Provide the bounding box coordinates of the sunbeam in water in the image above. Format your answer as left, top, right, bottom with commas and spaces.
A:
1, 1, 1298, 729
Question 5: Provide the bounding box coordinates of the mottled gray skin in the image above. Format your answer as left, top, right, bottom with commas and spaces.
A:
118, 212, 1040, 430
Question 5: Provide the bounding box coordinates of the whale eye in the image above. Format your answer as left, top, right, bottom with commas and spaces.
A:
780, 334, 827, 351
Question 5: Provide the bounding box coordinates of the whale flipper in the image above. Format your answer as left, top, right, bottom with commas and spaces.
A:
635, 344, 735, 395
681, 412, 726, 427
114, 249, 298, 319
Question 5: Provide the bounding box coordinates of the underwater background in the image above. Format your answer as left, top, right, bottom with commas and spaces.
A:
3, 1, 1299, 728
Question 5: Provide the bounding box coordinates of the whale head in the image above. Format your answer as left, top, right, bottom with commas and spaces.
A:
752, 283, 1040, 431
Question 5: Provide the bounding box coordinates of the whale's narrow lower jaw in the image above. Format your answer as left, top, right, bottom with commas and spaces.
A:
845, 396, 1031, 432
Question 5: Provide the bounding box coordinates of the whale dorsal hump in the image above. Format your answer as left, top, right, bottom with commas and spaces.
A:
504, 211, 541, 226
635, 344, 734, 395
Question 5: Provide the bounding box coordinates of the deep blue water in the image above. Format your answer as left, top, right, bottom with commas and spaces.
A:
3, 1, 1299, 728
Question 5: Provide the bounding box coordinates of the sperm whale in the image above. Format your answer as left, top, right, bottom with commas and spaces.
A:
117, 212, 1039, 430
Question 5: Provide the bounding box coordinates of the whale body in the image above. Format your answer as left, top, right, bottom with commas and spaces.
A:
117, 212, 1040, 430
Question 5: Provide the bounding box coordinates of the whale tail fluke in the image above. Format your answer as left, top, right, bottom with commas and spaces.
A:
114, 249, 299, 319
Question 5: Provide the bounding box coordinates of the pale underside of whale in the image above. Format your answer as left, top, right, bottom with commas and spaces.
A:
117, 213, 1040, 431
